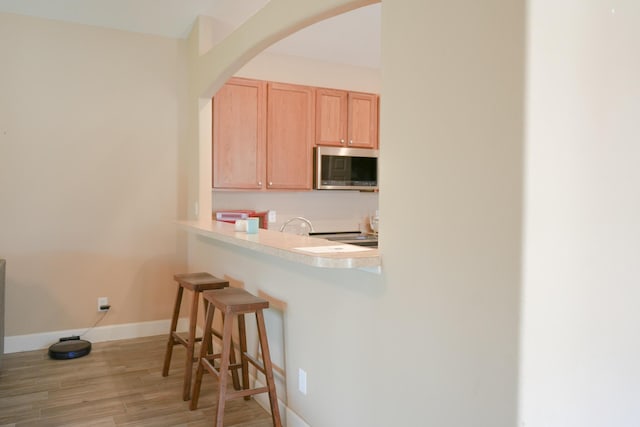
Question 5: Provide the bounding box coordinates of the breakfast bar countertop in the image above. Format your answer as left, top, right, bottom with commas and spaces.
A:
178, 220, 381, 271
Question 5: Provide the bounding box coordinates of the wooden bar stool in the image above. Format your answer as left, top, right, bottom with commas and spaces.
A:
162, 272, 229, 401
190, 287, 282, 427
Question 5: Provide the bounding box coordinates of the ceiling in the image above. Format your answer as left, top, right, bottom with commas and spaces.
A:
0, 0, 381, 68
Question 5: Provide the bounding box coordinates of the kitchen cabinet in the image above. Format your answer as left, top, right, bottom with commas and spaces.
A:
266, 82, 315, 190
212, 78, 314, 190
315, 89, 379, 149
212, 78, 266, 189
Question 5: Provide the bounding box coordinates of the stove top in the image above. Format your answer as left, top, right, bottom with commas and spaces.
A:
309, 231, 378, 247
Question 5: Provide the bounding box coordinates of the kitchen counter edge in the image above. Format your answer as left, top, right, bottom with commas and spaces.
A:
177, 220, 381, 271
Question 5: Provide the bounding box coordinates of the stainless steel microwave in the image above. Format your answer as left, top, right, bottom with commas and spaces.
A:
313, 146, 378, 190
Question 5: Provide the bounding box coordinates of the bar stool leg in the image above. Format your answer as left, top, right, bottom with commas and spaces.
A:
190, 301, 214, 410
221, 313, 242, 391
162, 285, 184, 377
256, 309, 282, 427
237, 313, 250, 399
183, 289, 200, 401
202, 297, 213, 358
215, 312, 235, 427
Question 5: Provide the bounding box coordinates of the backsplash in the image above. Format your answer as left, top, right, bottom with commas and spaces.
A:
212, 190, 378, 233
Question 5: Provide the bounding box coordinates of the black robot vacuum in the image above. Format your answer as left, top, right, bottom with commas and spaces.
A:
48, 338, 92, 360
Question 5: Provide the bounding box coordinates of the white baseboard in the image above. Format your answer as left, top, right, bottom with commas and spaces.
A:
3, 318, 190, 354
283, 408, 312, 427
252, 377, 311, 427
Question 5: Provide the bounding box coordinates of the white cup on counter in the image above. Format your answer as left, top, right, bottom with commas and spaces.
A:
235, 219, 247, 232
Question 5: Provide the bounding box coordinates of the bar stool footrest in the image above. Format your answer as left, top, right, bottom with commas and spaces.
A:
226, 386, 269, 401
171, 332, 204, 347
201, 357, 243, 379
243, 352, 268, 375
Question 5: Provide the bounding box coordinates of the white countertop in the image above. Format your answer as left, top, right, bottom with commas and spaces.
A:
178, 220, 381, 270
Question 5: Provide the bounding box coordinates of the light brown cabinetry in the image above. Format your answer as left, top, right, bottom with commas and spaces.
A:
315, 89, 378, 149
212, 78, 266, 189
212, 78, 314, 190
266, 82, 315, 190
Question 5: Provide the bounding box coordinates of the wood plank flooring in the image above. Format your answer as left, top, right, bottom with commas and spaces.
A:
0, 335, 274, 426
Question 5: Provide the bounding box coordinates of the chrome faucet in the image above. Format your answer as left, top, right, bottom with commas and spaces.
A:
279, 216, 315, 233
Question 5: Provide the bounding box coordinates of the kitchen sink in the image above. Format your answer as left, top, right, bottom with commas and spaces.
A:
309, 231, 378, 247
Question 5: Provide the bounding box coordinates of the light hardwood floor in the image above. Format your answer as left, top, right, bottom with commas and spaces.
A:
0, 335, 274, 426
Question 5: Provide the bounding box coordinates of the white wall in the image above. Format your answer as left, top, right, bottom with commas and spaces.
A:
0, 13, 187, 340
213, 190, 378, 232
520, 2, 640, 426
237, 50, 381, 93
378, 1, 523, 425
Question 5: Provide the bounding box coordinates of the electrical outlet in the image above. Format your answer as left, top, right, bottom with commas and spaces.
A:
268, 210, 276, 223
298, 368, 307, 395
98, 297, 109, 312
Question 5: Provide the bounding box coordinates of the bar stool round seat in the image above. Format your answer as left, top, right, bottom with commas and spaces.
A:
162, 272, 229, 401
190, 287, 282, 427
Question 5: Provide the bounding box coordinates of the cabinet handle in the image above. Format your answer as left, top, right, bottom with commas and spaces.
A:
258, 181, 262, 186
348, 140, 353, 145
269, 181, 273, 187
340, 139, 345, 145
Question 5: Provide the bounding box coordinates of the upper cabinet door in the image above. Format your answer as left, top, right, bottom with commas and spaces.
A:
315, 88, 379, 149
348, 92, 379, 149
315, 88, 348, 147
266, 82, 315, 190
212, 78, 266, 189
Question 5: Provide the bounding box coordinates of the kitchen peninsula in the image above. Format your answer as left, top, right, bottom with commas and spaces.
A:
181, 216, 385, 426
179, 220, 380, 271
